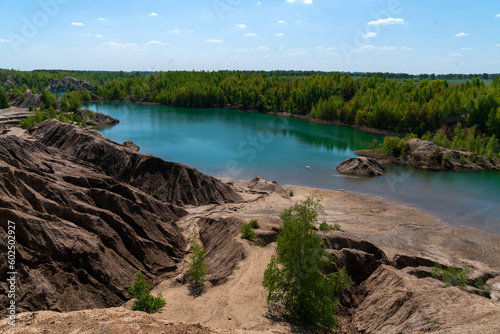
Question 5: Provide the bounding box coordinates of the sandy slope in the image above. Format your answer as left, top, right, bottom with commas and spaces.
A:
2, 178, 499, 333
138, 180, 500, 333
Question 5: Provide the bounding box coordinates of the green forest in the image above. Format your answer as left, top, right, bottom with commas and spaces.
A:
2, 69, 500, 157
91, 71, 500, 138
0, 69, 146, 92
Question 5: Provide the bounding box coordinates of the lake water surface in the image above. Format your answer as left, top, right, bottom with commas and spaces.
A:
86, 102, 500, 235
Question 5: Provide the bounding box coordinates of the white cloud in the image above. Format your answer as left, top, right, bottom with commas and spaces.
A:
256, 2, 262, 5
258, 46, 270, 50
148, 12, 158, 16
0, 38, 11, 43
286, 0, 313, 4
146, 40, 163, 46
236, 24, 246, 28
278, 20, 286, 24
167, 28, 181, 34
449, 52, 463, 56
101, 41, 138, 48
82, 34, 92, 37
233, 49, 248, 52
206, 39, 223, 43
455, 32, 469, 37
496, 14, 500, 18
461, 48, 472, 51
359, 45, 411, 52
275, 33, 284, 36
245, 33, 258, 37
97, 18, 107, 21
286, 50, 307, 56
496, 44, 500, 47
71, 22, 85, 26
367, 18, 404, 26
362, 32, 378, 38
360, 45, 396, 51
95, 34, 104, 38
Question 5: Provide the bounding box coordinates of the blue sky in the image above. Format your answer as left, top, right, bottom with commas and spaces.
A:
0, 0, 499, 74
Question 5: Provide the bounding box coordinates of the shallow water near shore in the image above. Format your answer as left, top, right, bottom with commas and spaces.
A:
86, 102, 500, 235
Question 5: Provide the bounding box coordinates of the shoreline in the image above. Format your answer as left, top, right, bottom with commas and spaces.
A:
7, 103, 499, 235
87, 99, 403, 137
228, 177, 500, 237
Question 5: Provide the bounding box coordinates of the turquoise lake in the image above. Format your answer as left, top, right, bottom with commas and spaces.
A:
85, 102, 500, 235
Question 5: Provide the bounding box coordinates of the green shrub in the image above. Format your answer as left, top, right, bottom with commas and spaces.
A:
319, 222, 331, 232
263, 195, 352, 332
289, 190, 294, 197
421, 131, 433, 141
333, 223, 341, 231
380, 136, 406, 158
433, 131, 450, 148
74, 114, 86, 127
474, 278, 491, 294
128, 271, 166, 313
20, 117, 36, 130
432, 258, 469, 288
0, 86, 9, 108
240, 221, 256, 241
187, 233, 207, 287
249, 219, 260, 229
442, 152, 453, 169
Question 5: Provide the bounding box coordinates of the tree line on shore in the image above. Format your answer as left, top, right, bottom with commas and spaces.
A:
2, 69, 499, 156
93, 71, 500, 137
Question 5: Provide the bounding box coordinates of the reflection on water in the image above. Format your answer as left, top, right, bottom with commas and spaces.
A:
86, 102, 500, 235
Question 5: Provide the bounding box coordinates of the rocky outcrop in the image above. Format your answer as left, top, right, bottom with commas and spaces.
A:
7, 90, 42, 109
247, 176, 289, 197
325, 232, 388, 284
47, 76, 95, 92
198, 217, 246, 285
75, 109, 120, 127
0, 108, 32, 130
404, 138, 500, 170
319, 231, 500, 333
354, 265, 500, 333
0, 135, 187, 315
0, 119, 242, 315
123, 140, 140, 152
336, 157, 387, 176
0, 308, 215, 334
31, 120, 242, 206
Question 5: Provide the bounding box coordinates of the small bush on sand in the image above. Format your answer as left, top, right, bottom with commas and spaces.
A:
249, 219, 260, 229
432, 257, 469, 288
263, 195, 352, 332
240, 221, 257, 241
187, 233, 207, 288
128, 271, 166, 313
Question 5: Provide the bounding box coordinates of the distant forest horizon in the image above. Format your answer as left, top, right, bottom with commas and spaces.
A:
2, 68, 500, 81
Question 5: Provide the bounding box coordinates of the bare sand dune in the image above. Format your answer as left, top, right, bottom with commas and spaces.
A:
1, 162, 499, 333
